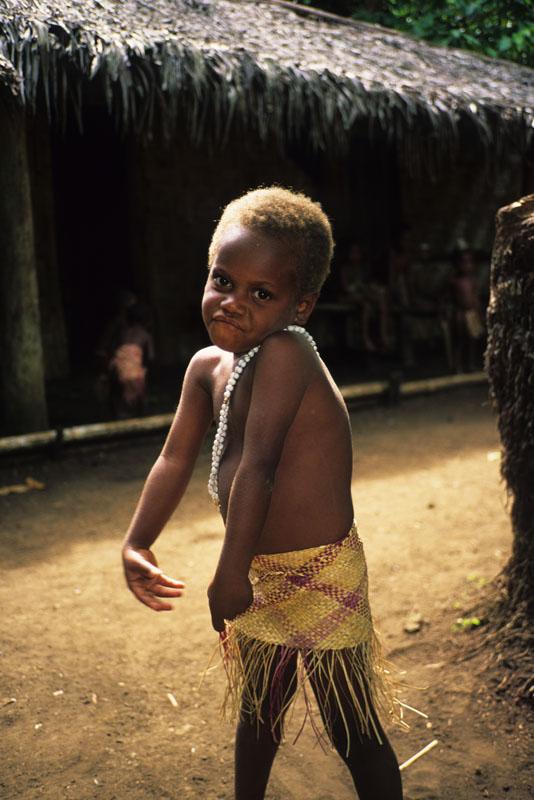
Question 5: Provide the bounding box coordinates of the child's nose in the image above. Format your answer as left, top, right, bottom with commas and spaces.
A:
220, 293, 245, 314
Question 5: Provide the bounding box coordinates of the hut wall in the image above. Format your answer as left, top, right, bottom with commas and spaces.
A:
27, 115, 69, 380
128, 136, 315, 366
349, 137, 400, 281
288, 136, 399, 260
399, 143, 527, 257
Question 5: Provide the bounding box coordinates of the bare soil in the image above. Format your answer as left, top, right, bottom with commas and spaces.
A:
1, 386, 532, 800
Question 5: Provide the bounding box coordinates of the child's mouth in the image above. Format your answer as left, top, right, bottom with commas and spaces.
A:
212, 316, 243, 331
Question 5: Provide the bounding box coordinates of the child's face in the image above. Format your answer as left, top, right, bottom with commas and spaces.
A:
202, 226, 315, 354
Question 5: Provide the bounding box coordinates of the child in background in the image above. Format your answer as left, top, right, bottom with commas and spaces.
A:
122, 187, 405, 799
94, 289, 138, 409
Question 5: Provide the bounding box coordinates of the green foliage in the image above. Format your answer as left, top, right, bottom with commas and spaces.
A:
297, 1, 534, 66
467, 572, 488, 588
452, 615, 483, 631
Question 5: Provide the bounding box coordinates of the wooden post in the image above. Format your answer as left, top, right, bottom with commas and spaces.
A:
0, 102, 48, 433
27, 115, 69, 380
486, 194, 534, 614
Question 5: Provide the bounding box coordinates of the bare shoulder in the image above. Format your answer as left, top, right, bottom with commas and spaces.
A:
186, 345, 224, 389
256, 329, 318, 377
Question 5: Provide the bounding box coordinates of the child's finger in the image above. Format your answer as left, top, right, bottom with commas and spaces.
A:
152, 584, 184, 598
132, 583, 174, 611
151, 599, 174, 612
158, 573, 185, 588
149, 599, 174, 612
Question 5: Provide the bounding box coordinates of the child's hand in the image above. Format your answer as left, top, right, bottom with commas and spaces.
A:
122, 546, 184, 612
207, 574, 253, 632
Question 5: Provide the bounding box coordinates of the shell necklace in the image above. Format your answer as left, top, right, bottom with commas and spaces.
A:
208, 324, 318, 506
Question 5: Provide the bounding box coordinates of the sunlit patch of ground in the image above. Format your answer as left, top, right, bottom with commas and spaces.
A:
0, 386, 532, 799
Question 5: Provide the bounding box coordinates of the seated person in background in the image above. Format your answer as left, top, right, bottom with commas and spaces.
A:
388, 236, 415, 366
338, 242, 391, 352
390, 241, 453, 369
94, 289, 138, 406
408, 243, 447, 315
450, 247, 485, 373
109, 302, 155, 418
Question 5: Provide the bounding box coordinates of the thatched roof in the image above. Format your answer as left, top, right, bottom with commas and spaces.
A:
0, 49, 18, 95
0, 0, 532, 158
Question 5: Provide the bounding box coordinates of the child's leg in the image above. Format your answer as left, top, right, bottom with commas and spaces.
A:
235, 646, 298, 800
307, 651, 403, 800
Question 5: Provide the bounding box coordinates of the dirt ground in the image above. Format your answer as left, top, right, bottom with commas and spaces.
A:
1, 386, 532, 800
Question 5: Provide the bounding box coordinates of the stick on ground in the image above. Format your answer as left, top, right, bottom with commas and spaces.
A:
399, 739, 439, 771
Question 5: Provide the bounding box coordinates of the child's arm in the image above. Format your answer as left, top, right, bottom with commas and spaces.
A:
208, 333, 314, 630
122, 351, 214, 611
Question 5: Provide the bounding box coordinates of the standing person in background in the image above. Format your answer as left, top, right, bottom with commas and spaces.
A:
450, 247, 484, 373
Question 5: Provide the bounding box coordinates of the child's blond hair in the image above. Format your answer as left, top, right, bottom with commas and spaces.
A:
208, 187, 334, 295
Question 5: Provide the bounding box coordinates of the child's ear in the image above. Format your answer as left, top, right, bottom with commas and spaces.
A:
294, 292, 319, 325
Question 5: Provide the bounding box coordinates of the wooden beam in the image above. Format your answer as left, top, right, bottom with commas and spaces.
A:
0, 414, 175, 453
0, 373, 488, 454
401, 371, 487, 396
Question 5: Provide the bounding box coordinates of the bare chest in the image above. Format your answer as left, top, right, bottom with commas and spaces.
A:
211, 360, 256, 446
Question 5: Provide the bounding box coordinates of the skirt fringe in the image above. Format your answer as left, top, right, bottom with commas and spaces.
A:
219, 627, 407, 753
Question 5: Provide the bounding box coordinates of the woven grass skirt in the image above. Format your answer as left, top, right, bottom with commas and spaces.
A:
219, 523, 405, 749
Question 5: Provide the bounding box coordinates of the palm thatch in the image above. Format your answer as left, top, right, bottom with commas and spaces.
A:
0, 49, 19, 95
0, 0, 532, 159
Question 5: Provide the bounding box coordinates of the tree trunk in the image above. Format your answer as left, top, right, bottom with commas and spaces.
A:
0, 103, 48, 434
486, 194, 534, 615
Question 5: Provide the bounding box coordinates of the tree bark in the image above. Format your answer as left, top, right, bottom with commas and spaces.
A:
486, 194, 534, 615
0, 103, 48, 433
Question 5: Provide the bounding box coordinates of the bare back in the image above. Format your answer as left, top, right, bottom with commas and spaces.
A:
200, 332, 354, 554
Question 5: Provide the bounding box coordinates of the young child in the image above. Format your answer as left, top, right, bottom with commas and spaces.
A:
109, 302, 154, 418
122, 187, 404, 800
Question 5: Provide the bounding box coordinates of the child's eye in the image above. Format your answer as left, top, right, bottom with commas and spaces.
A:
213, 274, 231, 289
253, 288, 272, 301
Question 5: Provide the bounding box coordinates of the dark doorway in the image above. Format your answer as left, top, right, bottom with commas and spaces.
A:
52, 112, 132, 371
